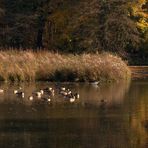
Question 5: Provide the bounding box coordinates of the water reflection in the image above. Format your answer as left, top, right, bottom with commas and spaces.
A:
0, 80, 147, 147
0, 80, 131, 106
125, 80, 148, 147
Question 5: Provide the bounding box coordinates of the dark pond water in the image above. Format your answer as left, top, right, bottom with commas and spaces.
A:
0, 80, 148, 148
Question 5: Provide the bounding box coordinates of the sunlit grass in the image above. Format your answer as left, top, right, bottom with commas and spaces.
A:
0, 50, 131, 82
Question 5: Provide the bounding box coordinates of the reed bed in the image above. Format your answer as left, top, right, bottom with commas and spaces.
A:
0, 50, 131, 82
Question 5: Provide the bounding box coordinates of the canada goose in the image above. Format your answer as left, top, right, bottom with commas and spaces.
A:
48, 88, 55, 96
60, 87, 66, 91
47, 97, 51, 102
19, 87, 22, 90
60, 88, 71, 96
70, 93, 80, 102
68, 93, 79, 99
32, 91, 42, 98
74, 93, 80, 99
63, 92, 79, 103
13, 86, 23, 94
44, 87, 55, 96
67, 90, 72, 95
28, 96, 33, 101
0, 89, 4, 93
40, 89, 44, 95
90, 81, 99, 85
60, 91, 68, 96
44, 87, 52, 92
70, 97, 75, 103
50, 89, 55, 97
33, 89, 45, 98
14, 91, 25, 98
14, 90, 19, 94
21, 92, 25, 98
41, 97, 51, 102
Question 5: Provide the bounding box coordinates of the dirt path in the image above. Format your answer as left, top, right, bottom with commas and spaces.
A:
129, 66, 148, 79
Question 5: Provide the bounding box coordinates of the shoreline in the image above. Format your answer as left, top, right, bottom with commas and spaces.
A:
0, 50, 130, 82
129, 66, 148, 79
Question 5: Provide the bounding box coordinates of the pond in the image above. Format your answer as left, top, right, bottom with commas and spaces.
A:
0, 80, 147, 148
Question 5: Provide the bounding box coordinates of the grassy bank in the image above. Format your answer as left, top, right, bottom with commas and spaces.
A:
0, 50, 131, 82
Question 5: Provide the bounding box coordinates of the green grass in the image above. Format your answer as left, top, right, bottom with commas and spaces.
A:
0, 50, 131, 82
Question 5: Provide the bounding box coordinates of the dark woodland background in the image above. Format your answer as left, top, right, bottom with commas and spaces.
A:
0, 0, 147, 64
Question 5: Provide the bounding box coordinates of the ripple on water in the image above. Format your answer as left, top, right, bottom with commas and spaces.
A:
0, 80, 147, 148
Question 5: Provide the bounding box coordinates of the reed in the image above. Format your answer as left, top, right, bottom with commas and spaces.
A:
0, 50, 131, 82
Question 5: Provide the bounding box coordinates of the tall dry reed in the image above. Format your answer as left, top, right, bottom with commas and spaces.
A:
0, 50, 131, 82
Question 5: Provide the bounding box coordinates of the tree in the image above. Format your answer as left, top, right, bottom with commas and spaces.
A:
97, 0, 140, 56
0, 0, 146, 62
129, 0, 148, 62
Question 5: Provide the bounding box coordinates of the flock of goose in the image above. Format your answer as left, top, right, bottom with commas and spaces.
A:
0, 87, 80, 103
